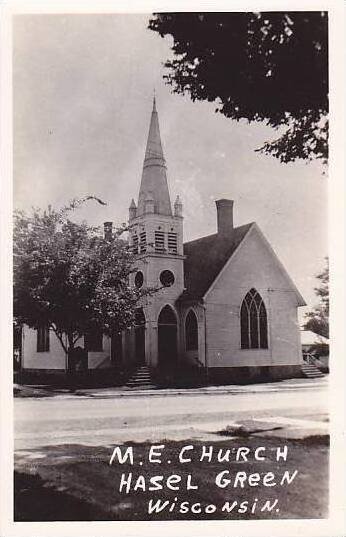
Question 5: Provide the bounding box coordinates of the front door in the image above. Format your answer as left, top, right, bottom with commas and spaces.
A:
158, 305, 177, 369
111, 332, 123, 366
135, 325, 145, 365
13, 324, 22, 372
135, 308, 146, 365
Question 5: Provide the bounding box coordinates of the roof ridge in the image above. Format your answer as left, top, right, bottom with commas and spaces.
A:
184, 232, 217, 247
180, 222, 255, 302
183, 222, 255, 247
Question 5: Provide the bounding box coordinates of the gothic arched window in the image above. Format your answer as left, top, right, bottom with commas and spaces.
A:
158, 305, 177, 326
185, 310, 198, 351
240, 289, 268, 349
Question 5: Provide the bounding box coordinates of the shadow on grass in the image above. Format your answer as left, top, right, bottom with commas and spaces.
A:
14, 472, 109, 521
216, 425, 284, 437
14, 435, 329, 521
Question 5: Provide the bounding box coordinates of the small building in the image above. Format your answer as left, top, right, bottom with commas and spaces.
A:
300, 329, 329, 352
300, 329, 329, 372
17, 98, 306, 386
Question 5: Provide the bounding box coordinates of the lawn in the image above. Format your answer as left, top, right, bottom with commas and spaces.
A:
14, 435, 329, 521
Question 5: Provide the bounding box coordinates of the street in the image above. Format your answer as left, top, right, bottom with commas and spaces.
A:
14, 377, 328, 449
13, 377, 329, 521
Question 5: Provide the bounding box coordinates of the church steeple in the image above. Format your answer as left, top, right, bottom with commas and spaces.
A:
137, 97, 172, 216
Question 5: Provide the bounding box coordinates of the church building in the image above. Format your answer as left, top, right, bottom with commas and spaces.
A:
16, 98, 306, 386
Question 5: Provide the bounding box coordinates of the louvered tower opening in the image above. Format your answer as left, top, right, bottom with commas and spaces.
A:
132, 234, 139, 254
139, 231, 147, 253
155, 230, 165, 253
168, 232, 177, 254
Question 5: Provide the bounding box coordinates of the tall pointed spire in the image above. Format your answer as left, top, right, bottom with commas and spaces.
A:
137, 97, 172, 216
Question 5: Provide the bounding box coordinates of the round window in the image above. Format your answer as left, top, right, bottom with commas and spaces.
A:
135, 271, 144, 288
160, 270, 175, 287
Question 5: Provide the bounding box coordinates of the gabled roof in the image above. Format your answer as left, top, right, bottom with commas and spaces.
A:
300, 330, 329, 345
179, 223, 254, 301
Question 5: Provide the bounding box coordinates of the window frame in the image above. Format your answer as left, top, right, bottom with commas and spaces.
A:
135, 271, 144, 288
185, 309, 198, 351
37, 325, 50, 353
240, 289, 268, 350
159, 270, 175, 287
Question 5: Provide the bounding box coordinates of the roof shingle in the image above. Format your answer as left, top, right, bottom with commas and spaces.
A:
179, 223, 254, 302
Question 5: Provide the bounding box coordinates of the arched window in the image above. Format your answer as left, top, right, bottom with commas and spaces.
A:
135, 307, 146, 326
185, 310, 198, 351
158, 305, 177, 326
158, 305, 178, 367
240, 289, 268, 349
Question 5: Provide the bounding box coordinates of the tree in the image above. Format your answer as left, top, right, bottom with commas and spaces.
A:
13, 198, 152, 367
149, 12, 328, 164
304, 258, 329, 338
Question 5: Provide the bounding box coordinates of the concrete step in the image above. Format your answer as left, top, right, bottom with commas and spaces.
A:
126, 382, 155, 387
125, 366, 155, 389
126, 383, 156, 389
127, 378, 151, 383
302, 366, 322, 371
127, 380, 152, 385
302, 366, 321, 373
126, 385, 154, 388
301, 363, 324, 378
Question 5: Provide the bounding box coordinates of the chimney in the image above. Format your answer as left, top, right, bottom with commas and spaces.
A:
215, 199, 234, 238
104, 221, 113, 240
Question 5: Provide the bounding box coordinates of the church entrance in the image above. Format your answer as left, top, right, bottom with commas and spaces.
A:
158, 305, 177, 369
111, 332, 123, 366
135, 308, 146, 365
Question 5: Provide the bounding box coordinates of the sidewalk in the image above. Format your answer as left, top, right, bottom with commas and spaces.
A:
14, 376, 328, 399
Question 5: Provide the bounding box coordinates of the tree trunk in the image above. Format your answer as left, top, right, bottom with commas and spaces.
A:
67, 333, 76, 388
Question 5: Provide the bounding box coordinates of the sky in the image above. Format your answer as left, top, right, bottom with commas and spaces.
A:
13, 13, 328, 318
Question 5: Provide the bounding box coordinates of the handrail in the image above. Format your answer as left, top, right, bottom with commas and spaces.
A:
303, 352, 318, 365
191, 355, 205, 369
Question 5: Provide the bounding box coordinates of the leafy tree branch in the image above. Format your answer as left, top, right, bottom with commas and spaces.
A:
304, 258, 329, 338
149, 11, 328, 164
13, 198, 155, 362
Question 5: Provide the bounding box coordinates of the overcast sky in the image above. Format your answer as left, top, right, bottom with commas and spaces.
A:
13, 13, 328, 317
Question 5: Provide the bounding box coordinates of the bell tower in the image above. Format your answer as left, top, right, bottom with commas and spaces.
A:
128, 97, 184, 368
